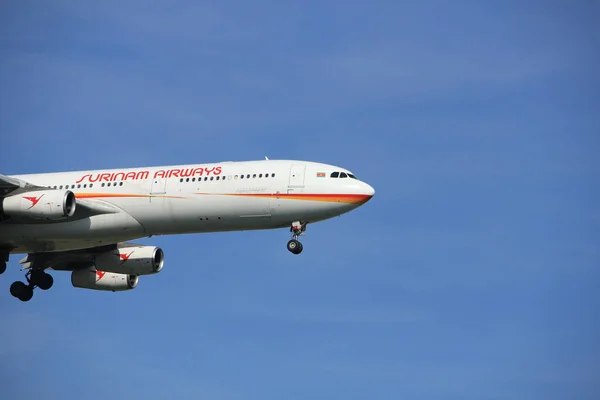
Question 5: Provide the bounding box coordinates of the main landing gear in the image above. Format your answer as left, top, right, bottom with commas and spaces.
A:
0, 251, 7, 275
10, 269, 54, 302
287, 221, 306, 255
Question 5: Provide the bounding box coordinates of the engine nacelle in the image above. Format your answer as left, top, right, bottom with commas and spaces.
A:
94, 246, 164, 276
71, 267, 139, 292
2, 189, 76, 220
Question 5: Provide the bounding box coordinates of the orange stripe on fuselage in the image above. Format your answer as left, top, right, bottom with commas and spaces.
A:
194, 192, 372, 204
73, 192, 370, 204
74, 193, 184, 199
75, 193, 149, 199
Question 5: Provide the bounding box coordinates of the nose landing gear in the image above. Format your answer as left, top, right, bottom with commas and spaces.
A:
287, 239, 303, 254
287, 221, 306, 255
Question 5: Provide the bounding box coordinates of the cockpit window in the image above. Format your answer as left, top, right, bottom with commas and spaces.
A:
330, 171, 358, 179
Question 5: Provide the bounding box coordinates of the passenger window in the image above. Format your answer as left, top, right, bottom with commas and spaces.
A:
59, 185, 63, 189
271, 173, 275, 177
330, 172, 339, 178
90, 184, 93, 188
247, 174, 250, 179
210, 176, 214, 181
240, 175, 244, 179
259, 174, 263, 178
340, 172, 348, 178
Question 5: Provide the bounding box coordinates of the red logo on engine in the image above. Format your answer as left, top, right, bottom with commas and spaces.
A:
95, 270, 106, 280
23, 194, 44, 209
115, 251, 134, 264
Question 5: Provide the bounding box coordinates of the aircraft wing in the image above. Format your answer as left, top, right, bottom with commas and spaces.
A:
0, 174, 27, 190
18, 241, 146, 270
19, 243, 119, 270
0, 173, 121, 220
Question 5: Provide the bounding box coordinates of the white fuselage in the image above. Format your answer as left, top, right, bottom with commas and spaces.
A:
1, 160, 374, 254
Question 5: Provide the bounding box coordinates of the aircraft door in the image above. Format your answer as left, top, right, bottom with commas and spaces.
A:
149, 178, 167, 203
288, 164, 306, 188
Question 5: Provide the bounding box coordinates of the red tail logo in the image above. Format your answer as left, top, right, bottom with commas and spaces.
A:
23, 194, 44, 209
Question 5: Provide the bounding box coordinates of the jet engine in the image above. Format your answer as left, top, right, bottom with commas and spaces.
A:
71, 267, 139, 292
1, 189, 76, 220
94, 246, 164, 276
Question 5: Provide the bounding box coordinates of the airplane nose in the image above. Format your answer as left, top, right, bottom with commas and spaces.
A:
365, 183, 375, 197
362, 182, 375, 201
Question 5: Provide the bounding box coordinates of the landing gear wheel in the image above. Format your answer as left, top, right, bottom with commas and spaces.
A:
19, 286, 34, 302
10, 281, 25, 297
0, 260, 6, 275
287, 239, 303, 254
35, 272, 54, 291
10, 281, 33, 302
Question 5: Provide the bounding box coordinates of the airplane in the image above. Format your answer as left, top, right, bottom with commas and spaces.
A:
0, 159, 375, 302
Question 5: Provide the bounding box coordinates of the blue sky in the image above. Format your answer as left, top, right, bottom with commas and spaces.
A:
1, 1, 598, 399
